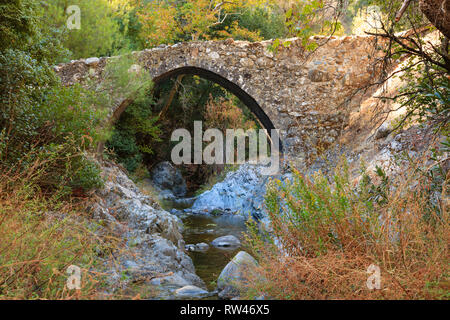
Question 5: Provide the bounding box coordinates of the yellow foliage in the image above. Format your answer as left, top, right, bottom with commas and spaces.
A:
138, 2, 178, 46
137, 0, 277, 47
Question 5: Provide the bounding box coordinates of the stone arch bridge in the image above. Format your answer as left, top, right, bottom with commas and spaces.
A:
56, 35, 385, 168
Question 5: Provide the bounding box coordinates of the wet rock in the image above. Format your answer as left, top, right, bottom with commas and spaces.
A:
211, 235, 241, 248
195, 242, 209, 251
174, 285, 209, 299
159, 192, 196, 210
217, 251, 258, 299
174, 197, 197, 208
151, 161, 187, 197
185, 244, 196, 252
159, 189, 176, 201
191, 163, 273, 219
185, 242, 210, 252
149, 272, 202, 293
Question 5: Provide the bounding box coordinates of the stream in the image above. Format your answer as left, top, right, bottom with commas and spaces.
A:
137, 162, 265, 299
181, 214, 247, 292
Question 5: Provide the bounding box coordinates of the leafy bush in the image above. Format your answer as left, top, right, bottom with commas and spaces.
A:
0, 58, 108, 192
0, 0, 108, 194
0, 3, 138, 299
106, 129, 144, 173
105, 98, 161, 173
237, 6, 288, 40
136, 0, 288, 46
103, 55, 160, 174
0, 0, 36, 51
394, 63, 449, 135
46, 0, 126, 60
204, 95, 257, 131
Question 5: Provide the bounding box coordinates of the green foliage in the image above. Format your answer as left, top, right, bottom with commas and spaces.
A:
394, 63, 449, 135
264, 162, 367, 256
0, 0, 36, 51
46, 0, 125, 60
106, 101, 162, 174
359, 165, 390, 206
0, 1, 108, 194
0, 55, 108, 191
107, 130, 143, 173
98, 54, 154, 110
237, 6, 287, 40
103, 55, 160, 174
70, 156, 104, 191
270, 0, 344, 52
136, 0, 290, 47
106, 101, 160, 173
124, 7, 145, 50
106, 97, 161, 173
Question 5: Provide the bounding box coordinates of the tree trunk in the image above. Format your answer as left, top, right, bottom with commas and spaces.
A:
420, 0, 450, 39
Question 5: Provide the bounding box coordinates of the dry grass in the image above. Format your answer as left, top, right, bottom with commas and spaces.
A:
0, 158, 124, 299
244, 153, 449, 300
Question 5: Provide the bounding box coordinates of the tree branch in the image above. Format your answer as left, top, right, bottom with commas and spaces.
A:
395, 0, 414, 22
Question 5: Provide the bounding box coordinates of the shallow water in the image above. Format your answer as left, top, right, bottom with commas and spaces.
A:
181, 214, 247, 292
135, 178, 249, 298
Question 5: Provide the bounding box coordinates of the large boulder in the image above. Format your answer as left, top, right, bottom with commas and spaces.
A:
190, 163, 273, 219
151, 161, 187, 197
217, 251, 258, 299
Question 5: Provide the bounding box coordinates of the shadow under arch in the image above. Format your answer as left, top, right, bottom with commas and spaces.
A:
153, 66, 283, 153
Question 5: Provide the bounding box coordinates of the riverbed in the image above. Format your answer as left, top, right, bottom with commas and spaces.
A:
181, 214, 247, 292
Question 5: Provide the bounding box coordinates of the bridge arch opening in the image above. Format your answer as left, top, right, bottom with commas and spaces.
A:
152, 66, 281, 152
106, 65, 282, 192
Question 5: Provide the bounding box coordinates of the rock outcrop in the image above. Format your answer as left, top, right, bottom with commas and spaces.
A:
147, 161, 197, 210
190, 163, 273, 219
90, 162, 205, 299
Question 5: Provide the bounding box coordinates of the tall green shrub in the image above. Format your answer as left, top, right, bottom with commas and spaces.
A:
0, 0, 107, 193
46, 0, 125, 59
